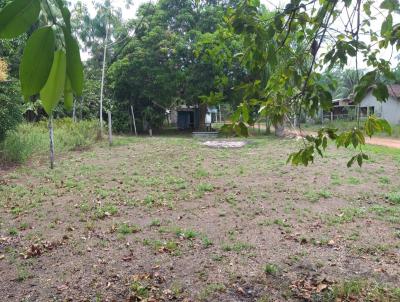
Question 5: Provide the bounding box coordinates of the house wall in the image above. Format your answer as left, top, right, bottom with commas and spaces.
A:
360, 92, 400, 124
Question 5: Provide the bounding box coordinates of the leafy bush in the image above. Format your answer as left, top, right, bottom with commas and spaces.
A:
0, 118, 98, 163
0, 81, 23, 141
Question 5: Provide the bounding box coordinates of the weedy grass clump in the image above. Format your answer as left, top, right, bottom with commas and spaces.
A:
386, 192, 400, 204
0, 118, 98, 163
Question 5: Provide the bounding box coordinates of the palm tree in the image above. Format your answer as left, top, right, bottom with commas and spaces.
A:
334, 69, 363, 99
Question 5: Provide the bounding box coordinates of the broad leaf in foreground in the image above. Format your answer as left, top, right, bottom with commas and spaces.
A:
0, 0, 40, 39
19, 27, 55, 99
40, 50, 67, 115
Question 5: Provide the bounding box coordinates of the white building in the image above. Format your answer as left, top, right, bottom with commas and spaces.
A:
359, 84, 400, 124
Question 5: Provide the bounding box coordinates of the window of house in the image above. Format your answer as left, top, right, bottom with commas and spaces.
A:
369, 106, 374, 115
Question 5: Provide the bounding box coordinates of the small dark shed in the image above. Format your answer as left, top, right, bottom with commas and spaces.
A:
177, 108, 200, 130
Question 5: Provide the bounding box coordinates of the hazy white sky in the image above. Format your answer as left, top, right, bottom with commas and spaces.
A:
73, 0, 285, 19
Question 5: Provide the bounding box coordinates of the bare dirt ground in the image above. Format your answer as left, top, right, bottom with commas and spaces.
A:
0, 136, 399, 302
286, 127, 400, 149
365, 137, 400, 149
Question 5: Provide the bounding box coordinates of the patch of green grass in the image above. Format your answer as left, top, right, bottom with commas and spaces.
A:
369, 205, 400, 224
346, 231, 360, 241
198, 283, 226, 301
0, 119, 98, 164
94, 203, 118, 219
225, 193, 238, 205
197, 183, 215, 195
347, 177, 361, 185
330, 173, 342, 185
320, 279, 400, 302
149, 219, 161, 227
201, 236, 213, 248
386, 192, 400, 204
305, 190, 332, 202
16, 265, 31, 282
325, 207, 366, 225
195, 168, 209, 178
11, 207, 23, 216
264, 263, 279, 276
143, 239, 179, 254
8, 227, 18, 236
19, 222, 29, 230
222, 241, 254, 253
379, 176, 391, 184
117, 223, 140, 235
143, 195, 155, 206
130, 281, 149, 299
355, 244, 391, 255
318, 189, 332, 198
166, 227, 198, 240
273, 218, 292, 228
79, 201, 91, 212
332, 279, 363, 299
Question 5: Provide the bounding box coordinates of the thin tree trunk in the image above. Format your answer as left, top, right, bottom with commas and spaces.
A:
99, 22, 109, 137
265, 118, 271, 135
108, 111, 112, 146
73, 99, 76, 122
199, 103, 207, 130
131, 106, 137, 136
48, 116, 55, 169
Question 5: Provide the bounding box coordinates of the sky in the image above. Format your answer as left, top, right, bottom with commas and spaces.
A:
71, 0, 286, 19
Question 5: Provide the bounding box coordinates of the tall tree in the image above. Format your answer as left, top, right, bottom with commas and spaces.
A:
219, 0, 398, 166
109, 0, 243, 132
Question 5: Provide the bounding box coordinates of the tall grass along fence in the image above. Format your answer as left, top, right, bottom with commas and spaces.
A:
0, 118, 98, 164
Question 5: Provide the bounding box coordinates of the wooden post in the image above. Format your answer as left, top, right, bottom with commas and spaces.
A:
131, 106, 137, 136
219, 104, 222, 123
330, 112, 333, 122
48, 116, 55, 169
108, 111, 112, 146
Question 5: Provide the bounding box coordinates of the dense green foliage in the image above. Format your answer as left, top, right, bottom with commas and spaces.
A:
0, 81, 23, 141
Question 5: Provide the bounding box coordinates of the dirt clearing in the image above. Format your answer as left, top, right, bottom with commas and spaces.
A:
0, 136, 399, 301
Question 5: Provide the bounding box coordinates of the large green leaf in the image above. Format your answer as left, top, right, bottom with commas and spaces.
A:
40, 50, 67, 115
372, 83, 389, 102
63, 28, 84, 96
19, 27, 55, 99
64, 77, 73, 111
380, 0, 399, 11
0, 0, 40, 39
381, 14, 393, 37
